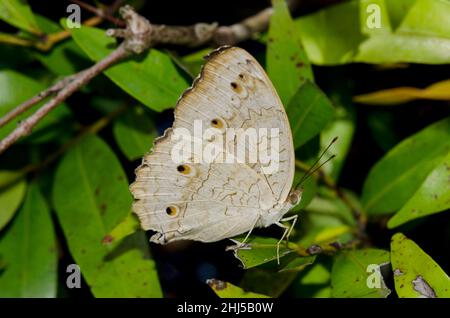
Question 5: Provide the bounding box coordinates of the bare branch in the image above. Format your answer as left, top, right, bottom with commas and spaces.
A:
0, 44, 129, 155
213, 7, 273, 45
0, 1, 298, 155
71, 0, 126, 27
0, 75, 76, 129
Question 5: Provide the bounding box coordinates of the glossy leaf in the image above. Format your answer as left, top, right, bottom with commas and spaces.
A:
388, 151, 450, 228
267, 0, 313, 105
71, 26, 188, 112
320, 104, 355, 181
300, 193, 356, 247
113, 106, 157, 161
230, 236, 296, 269
294, 1, 364, 65
53, 135, 162, 297
287, 81, 335, 148
0, 70, 71, 142
385, 0, 416, 30
355, 33, 450, 64
362, 117, 450, 215
292, 263, 332, 298
391, 233, 450, 298
295, 0, 450, 65
354, 79, 450, 105
278, 255, 316, 273
356, 0, 450, 64
0, 171, 26, 231
0, 0, 41, 34
36, 40, 89, 76
399, 0, 450, 38
0, 182, 57, 297
331, 249, 391, 298
207, 279, 270, 298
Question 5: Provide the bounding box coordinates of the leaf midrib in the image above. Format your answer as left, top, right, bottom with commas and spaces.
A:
364, 151, 444, 211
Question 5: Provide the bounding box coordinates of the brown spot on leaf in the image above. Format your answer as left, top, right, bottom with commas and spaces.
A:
102, 234, 114, 245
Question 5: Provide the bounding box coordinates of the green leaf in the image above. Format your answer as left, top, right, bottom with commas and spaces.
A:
113, 106, 157, 161
0, 171, 26, 231
292, 263, 332, 298
320, 109, 355, 181
230, 236, 296, 269
53, 135, 162, 297
331, 249, 391, 298
385, 0, 416, 30
399, 0, 450, 39
294, 1, 365, 65
300, 192, 356, 247
391, 233, 450, 298
278, 255, 316, 273
388, 151, 450, 228
295, 0, 450, 65
0, 70, 72, 142
71, 26, 189, 112
207, 279, 270, 298
180, 47, 212, 77
34, 15, 90, 76
106, 212, 141, 243
362, 117, 450, 215
0, 0, 41, 34
0, 182, 57, 297
355, 33, 450, 64
267, 0, 313, 105
287, 81, 335, 148
36, 40, 89, 76
356, 0, 450, 64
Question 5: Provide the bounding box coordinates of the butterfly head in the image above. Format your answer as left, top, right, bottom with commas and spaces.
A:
288, 188, 302, 206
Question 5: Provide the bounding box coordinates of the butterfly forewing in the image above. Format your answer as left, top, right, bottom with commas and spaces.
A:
130, 46, 295, 243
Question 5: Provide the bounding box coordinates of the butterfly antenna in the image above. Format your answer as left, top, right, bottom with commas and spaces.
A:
295, 137, 338, 189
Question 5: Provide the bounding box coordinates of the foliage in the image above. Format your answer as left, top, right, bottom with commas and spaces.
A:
0, 0, 449, 298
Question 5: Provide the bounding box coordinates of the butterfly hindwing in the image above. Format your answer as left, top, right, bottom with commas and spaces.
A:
130, 47, 295, 243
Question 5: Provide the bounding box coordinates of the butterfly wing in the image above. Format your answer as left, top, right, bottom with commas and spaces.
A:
130, 46, 295, 243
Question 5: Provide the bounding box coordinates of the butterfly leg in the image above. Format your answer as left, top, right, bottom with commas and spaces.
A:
282, 214, 298, 242
226, 215, 260, 251
274, 214, 298, 265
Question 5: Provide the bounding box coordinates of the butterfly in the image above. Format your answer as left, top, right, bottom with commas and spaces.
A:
130, 46, 302, 262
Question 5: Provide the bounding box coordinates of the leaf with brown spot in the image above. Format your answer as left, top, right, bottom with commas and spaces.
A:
391, 233, 450, 298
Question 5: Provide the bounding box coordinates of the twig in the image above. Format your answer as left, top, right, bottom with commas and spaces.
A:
0, 2, 298, 155
71, 0, 126, 27
0, 44, 129, 155
3, 105, 127, 188
0, 75, 76, 129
